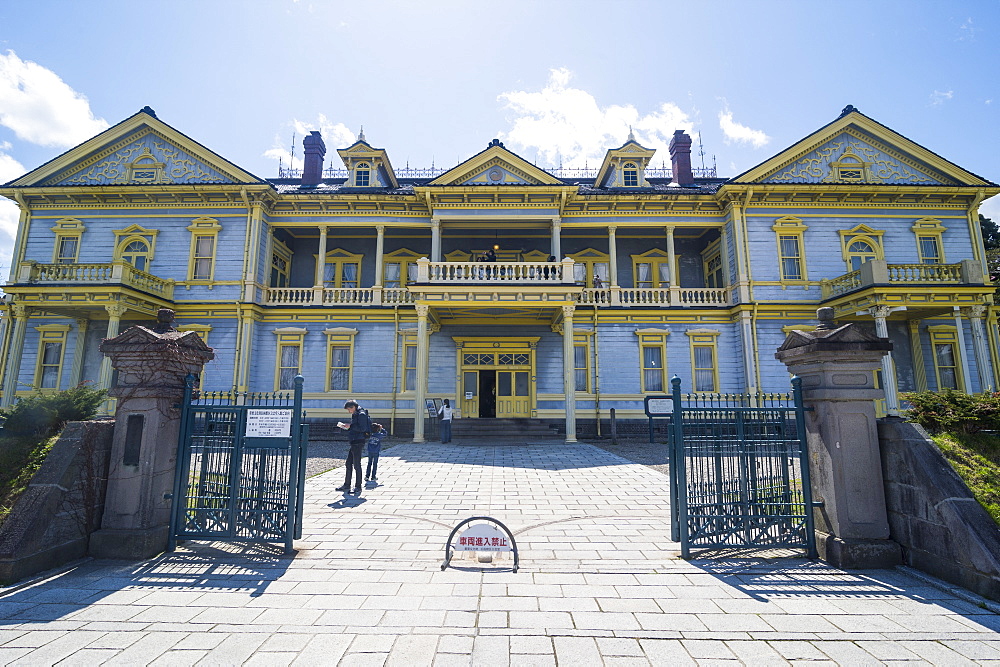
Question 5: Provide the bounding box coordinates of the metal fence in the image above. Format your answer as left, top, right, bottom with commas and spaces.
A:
168, 376, 308, 554
663, 377, 817, 559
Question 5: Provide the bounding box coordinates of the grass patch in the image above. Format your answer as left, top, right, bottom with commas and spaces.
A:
0, 434, 59, 528
932, 431, 1000, 526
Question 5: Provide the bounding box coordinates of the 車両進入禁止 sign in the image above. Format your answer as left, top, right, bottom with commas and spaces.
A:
456, 524, 511, 552
245, 409, 292, 438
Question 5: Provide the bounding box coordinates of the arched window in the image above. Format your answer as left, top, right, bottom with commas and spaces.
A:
622, 162, 638, 187
120, 238, 151, 272
355, 163, 371, 187
846, 239, 878, 271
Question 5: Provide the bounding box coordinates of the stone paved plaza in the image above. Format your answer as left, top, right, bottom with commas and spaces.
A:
0, 441, 999, 665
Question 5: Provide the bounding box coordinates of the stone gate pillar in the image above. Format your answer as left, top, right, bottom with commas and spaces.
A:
89, 309, 214, 559
775, 307, 901, 568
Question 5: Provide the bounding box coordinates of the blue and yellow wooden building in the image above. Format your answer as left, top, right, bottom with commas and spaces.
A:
1, 105, 997, 440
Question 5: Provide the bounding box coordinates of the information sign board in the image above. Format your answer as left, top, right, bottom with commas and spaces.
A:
455, 524, 511, 552
245, 409, 292, 438
644, 396, 673, 417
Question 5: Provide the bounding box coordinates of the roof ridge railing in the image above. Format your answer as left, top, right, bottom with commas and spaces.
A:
276, 165, 719, 180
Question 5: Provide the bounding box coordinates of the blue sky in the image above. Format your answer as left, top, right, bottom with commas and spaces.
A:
1, 0, 998, 275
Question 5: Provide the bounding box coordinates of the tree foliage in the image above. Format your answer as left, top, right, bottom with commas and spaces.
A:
0, 383, 107, 438
902, 389, 1000, 435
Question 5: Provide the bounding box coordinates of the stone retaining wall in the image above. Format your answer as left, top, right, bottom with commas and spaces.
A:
879, 419, 1000, 601
0, 420, 114, 583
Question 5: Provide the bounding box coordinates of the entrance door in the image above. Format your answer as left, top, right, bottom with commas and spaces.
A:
496, 370, 530, 417
478, 370, 496, 418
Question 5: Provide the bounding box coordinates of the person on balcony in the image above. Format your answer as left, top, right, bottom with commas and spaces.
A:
593, 275, 603, 289
485, 248, 497, 262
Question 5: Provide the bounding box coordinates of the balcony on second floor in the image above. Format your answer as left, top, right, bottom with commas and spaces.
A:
820, 259, 986, 300
13, 261, 175, 300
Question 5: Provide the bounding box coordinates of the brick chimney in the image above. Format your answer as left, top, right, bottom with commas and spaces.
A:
669, 130, 694, 187
302, 131, 326, 186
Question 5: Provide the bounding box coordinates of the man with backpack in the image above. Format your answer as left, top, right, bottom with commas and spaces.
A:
336, 399, 371, 494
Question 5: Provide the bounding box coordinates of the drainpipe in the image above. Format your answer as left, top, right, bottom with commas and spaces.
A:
391, 306, 400, 435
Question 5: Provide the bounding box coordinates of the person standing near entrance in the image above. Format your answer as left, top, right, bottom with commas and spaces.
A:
438, 398, 453, 443
366, 422, 385, 484
337, 399, 371, 494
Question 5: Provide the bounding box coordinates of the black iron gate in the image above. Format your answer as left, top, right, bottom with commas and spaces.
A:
656, 377, 817, 559
168, 375, 308, 554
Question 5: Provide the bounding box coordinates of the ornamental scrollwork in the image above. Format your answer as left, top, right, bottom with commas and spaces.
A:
770, 137, 938, 185
65, 145, 143, 184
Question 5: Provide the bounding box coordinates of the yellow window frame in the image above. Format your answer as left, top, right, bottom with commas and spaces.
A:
702, 239, 724, 288
927, 324, 963, 391
383, 248, 422, 288
273, 327, 307, 391
186, 217, 222, 283
402, 332, 418, 392
324, 327, 358, 393
631, 248, 671, 288
573, 332, 592, 394
355, 162, 371, 187
34, 324, 71, 390
50, 218, 85, 264
622, 161, 639, 187
912, 218, 946, 264
270, 238, 292, 288
569, 248, 610, 287
635, 328, 669, 393
837, 224, 884, 272
686, 329, 720, 393
772, 216, 808, 283
316, 248, 364, 288
112, 224, 159, 269
177, 324, 211, 389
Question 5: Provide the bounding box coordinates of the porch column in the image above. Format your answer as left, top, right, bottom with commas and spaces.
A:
374, 225, 385, 287
966, 305, 995, 391
720, 227, 732, 288
314, 226, 328, 288
430, 219, 441, 262
562, 305, 577, 443
740, 310, 757, 394
413, 304, 430, 443
607, 225, 618, 286
69, 318, 89, 386
908, 320, 928, 392
954, 306, 973, 394
870, 306, 900, 416
551, 217, 561, 260
0, 304, 29, 408
666, 226, 680, 304
98, 303, 128, 393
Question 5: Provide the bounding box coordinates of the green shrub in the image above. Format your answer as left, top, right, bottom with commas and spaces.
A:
932, 432, 1000, 526
901, 389, 1000, 435
0, 383, 107, 438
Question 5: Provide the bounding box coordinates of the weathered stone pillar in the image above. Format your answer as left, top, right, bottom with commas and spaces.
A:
89, 308, 214, 559
775, 307, 901, 568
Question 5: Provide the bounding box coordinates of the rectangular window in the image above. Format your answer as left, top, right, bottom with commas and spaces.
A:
623, 169, 638, 187
778, 235, 803, 280
934, 342, 958, 389
56, 237, 79, 264
641, 345, 664, 393
918, 236, 941, 264
574, 344, 588, 392
384, 262, 402, 288
329, 345, 350, 391
271, 253, 289, 288
278, 344, 301, 390
356, 169, 370, 187
404, 344, 417, 391
704, 254, 724, 288
34, 326, 70, 391
693, 345, 717, 392
192, 235, 215, 280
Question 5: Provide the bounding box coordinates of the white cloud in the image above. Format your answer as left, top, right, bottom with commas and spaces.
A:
718, 107, 769, 149
498, 68, 693, 169
980, 195, 1000, 224
930, 90, 954, 106
264, 114, 356, 171
959, 17, 976, 40
0, 50, 108, 148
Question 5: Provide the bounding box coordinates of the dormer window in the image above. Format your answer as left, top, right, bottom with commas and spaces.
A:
623, 162, 638, 187
355, 163, 371, 187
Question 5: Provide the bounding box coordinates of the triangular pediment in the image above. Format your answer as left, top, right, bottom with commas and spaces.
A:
428, 140, 563, 186
5, 108, 265, 188
733, 108, 995, 187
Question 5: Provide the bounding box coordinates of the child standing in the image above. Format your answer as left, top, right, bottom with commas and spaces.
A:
365, 422, 386, 483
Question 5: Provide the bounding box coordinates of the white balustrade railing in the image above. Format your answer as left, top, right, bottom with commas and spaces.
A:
19, 262, 174, 298
576, 286, 731, 307
677, 287, 729, 305
264, 287, 315, 305
417, 258, 575, 284
887, 263, 961, 283
263, 286, 416, 306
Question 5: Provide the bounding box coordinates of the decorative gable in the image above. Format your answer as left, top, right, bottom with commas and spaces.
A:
47, 129, 234, 186
3, 107, 264, 188
733, 107, 994, 187
594, 137, 656, 188
763, 131, 950, 185
428, 139, 563, 186
335, 137, 399, 188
